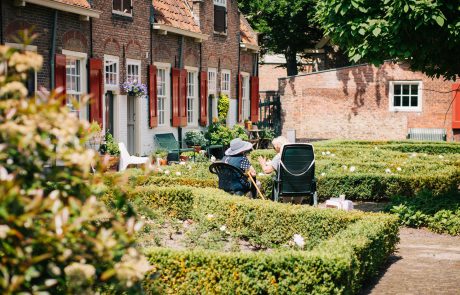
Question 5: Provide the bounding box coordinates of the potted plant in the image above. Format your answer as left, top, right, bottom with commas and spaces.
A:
185, 130, 207, 152
180, 151, 195, 162
244, 119, 252, 130
99, 131, 120, 171
153, 149, 168, 166
122, 80, 147, 97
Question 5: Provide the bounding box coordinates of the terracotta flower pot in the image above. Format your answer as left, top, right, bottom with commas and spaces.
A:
193, 146, 201, 153
100, 154, 119, 171
160, 159, 168, 166
245, 121, 252, 130
179, 155, 190, 162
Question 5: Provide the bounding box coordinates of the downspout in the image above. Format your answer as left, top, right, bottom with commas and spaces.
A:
50, 10, 58, 90
0, 0, 4, 44
237, 32, 241, 123
178, 36, 184, 147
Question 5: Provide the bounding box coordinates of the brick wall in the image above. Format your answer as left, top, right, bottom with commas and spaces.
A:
280, 62, 456, 141
2, 2, 90, 89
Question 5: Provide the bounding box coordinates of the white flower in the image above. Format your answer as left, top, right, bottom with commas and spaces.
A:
321, 152, 326, 156
206, 214, 214, 220
326, 151, 331, 155
385, 168, 391, 174
293, 234, 305, 248
331, 154, 336, 157
0, 225, 10, 239
0, 166, 13, 181
439, 155, 444, 159
175, 171, 182, 176
349, 166, 356, 172
45, 279, 58, 287
179, 161, 186, 165
134, 221, 144, 232
64, 262, 96, 283
396, 167, 402, 171
219, 225, 227, 232
342, 165, 347, 170
374, 147, 379, 150
321, 172, 326, 177
410, 153, 417, 158
164, 170, 170, 175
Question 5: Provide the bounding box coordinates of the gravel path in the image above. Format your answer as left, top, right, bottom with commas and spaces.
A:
362, 227, 460, 295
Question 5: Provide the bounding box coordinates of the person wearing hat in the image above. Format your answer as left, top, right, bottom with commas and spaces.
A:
222, 138, 258, 197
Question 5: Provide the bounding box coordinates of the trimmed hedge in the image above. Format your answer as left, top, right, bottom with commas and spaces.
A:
143, 214, 398, 294
128, 186, 364, 248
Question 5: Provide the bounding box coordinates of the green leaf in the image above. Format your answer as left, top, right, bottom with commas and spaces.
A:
372, 27, 381, 37
404, 4, 409, 13
435, 15, 444, 27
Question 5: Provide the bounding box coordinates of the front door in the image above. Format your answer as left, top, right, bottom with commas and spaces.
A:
127, 96, 136, 154
228, 98, 237, 127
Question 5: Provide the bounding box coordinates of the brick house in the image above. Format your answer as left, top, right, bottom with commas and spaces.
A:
279, 62, 460, 142
1, 0, 260, 156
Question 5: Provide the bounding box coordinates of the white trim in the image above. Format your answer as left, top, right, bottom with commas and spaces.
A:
240, 42, 260, 52
104, 55, 120, 91
213, 0, 226, 7
126, 58, 141, 83
221, 69, 231, 97
152, 24, 209, 42
24, 0, 100, 18
155, 63, 171, 127
185, 66, 199, 126
389, 81, 423, 112
62, 49, 87, 59
112, 0, 133, 17
63, 49, 88, 120
241, 72, 250, 121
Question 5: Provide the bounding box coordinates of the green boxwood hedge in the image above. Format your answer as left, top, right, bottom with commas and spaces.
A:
143, 214, 398, 294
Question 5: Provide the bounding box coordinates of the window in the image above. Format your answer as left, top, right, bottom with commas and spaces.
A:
242, 74, 250, 120
390, 81, 422, 112
213, 0, 227, 33
104, 56, 119, 89
208, 68, 218, 119
187, 71, 197, 124
221, 70, 231, 96
113, 0, 132, 16
66, 58, 82, 116
157, 68, 166, 126
126, 59, 141, 83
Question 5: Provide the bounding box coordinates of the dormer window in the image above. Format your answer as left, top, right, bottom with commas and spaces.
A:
213, 0, 227, 34
113, 0, 132, 17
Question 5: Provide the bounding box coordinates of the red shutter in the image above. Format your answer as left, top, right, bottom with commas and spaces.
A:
199, 71, 208, 126
55, 54, 66, 103
238, 74, 243, 122
149, 65, 158, 128
89, 58, 103, 124
250, 76, 259, 123
453, 83, 460, 129
179, 69, 188, 127
172, 68, 181, 127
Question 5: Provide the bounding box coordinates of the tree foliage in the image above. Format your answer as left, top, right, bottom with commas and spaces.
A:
238, 0, 323, 76
315, 0, 460, 80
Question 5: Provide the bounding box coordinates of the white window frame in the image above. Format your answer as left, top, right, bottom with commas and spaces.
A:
126, 59, 141, 84
185, 67, 199, 126
213, 0, 226, 7
104, 55, 119, 91
221, 69, 231, 97
6, 43, 38, 94
208, 68, 218, 120
63, 49, 87, 120
112, 0, 133, 17
241, 72, 250, 121
155, 62, 171, 127
389, 81, 423, 112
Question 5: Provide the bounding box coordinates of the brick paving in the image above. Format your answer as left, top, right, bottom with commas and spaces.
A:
362, 227, 460, 295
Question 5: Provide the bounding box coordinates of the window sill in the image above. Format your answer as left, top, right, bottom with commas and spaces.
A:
213, 31, 227, 36
390, 107, 422, 113
112, 11, 133, 21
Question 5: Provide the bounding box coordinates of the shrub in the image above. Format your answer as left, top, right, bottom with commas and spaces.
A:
217, 94, 230, 123
142, 214, 398, 294
184, 130, 207, 147
99, 131, 120, 156
0, 39, 150, 293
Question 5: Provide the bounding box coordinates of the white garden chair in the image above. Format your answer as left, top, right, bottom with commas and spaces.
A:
118, 142, 149, 172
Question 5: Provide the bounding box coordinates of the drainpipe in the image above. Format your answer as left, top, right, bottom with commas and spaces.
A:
237, 33, 241, 123
178, 36, 184, 147
50, 10, 58, 90
0, 0, 4, 44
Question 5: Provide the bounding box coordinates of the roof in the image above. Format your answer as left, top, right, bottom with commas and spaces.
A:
23, 0, 98, 18
240, 14, 258, 48
153, 0, 201, 34
52, 0, 90, 9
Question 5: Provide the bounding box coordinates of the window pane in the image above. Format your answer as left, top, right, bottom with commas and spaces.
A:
113, 0, 122, 11
411, 85, 418, 95
411, 96, 418, 107
123, 0, 131, 13
402, 85, 409, 95
402, 96, 409, 107
394, 85, 401, 95
394, 95, 401, 107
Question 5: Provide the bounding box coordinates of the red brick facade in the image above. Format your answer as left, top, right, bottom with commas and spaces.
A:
280, 62, 458, 141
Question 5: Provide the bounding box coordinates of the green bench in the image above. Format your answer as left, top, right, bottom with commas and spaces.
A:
154, 133, 193, 162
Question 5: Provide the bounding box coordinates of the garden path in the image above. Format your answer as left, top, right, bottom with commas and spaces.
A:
361, 227, 460, 295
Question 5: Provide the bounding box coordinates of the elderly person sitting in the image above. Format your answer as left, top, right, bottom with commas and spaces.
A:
258, 136, 289, 174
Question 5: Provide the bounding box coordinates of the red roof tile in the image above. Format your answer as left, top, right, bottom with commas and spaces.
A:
240, 14, 258, 47
51, 0, 91, 9
153, 0, 201, 34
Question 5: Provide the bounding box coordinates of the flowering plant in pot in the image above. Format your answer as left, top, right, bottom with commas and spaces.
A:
99, 131, 120, 171
122, 80, 147, 97
153, 149, 168, 165
185, 130, 207, 152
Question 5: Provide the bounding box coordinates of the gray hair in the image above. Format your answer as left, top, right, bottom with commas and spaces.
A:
272, 136, 289, 149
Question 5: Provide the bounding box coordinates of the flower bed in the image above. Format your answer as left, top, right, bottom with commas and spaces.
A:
113, 185, 399, 294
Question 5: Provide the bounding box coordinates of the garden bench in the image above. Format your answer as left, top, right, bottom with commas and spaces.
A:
407, 128, 447, 141
273, 143, 317, 205
154, 133, 193, 162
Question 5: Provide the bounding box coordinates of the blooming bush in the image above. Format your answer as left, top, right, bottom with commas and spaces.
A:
122, 80, 147, 97
0, 37, 151, 293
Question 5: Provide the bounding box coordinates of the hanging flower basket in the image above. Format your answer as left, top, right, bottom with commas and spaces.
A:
122, 80, 147, 97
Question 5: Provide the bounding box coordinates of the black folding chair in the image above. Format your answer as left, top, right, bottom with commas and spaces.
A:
209, 162, 252, 196
273, 144, 317, 205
